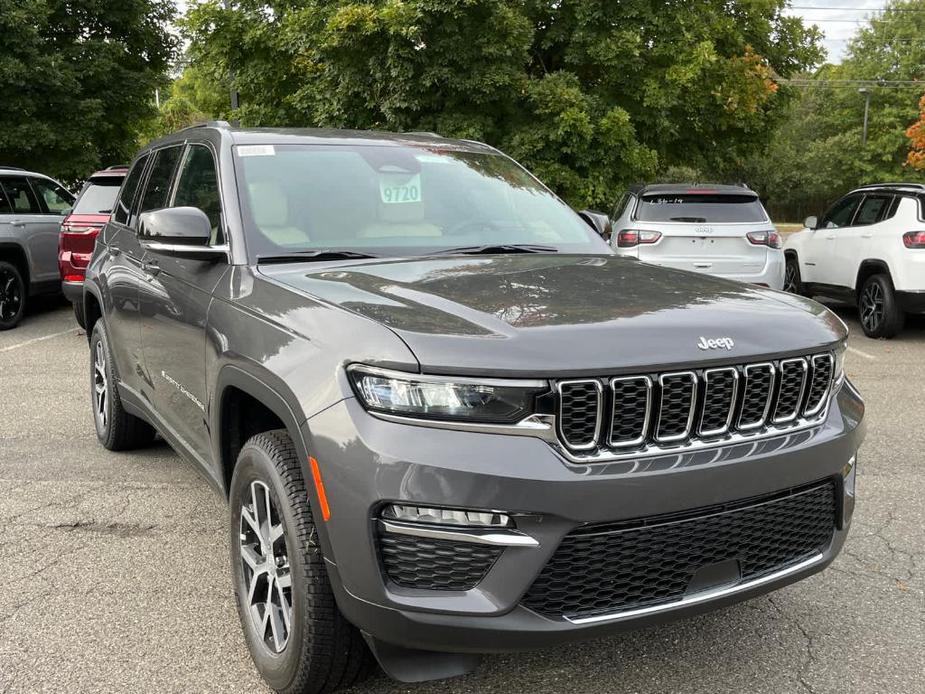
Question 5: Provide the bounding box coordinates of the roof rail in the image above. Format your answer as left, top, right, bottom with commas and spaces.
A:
179, 120, 232, 132
402, 131, 443, 138
105, 164, 128, 170
854, 182, 925, 191
0, 165, 26, 171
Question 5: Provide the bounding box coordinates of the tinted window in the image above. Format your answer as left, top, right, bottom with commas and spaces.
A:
821, 194, 862, 229
0, 178, 41, 214
73, 176, 124, 214
113, 155, 149, 226
854, 195, 892, 226
31, 178, 74, 214
173, 145, 223, 243
634, 193, 767, 223
235, 144, 602, 259
140, 146, 183, 213
0, 184, 11, 214
611, 192, 633, 220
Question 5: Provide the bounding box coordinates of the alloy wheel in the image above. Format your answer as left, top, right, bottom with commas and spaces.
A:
860, 282, 884, 334
239, 480, 292, 654
0, 267, 22, 323
93, 341, 109, 429
783, 263, 798, 293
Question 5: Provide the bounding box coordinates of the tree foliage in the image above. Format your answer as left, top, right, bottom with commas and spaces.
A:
907, 95, 925, 170
183, 0, 821, 208
0, 0, 177, 181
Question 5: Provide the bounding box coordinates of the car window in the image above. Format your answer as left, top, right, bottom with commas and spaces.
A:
0, 183, 11, 215
139, 146, 183, 213
821, 194, 862, 229
31, 178, 74, 214
634, 193, 767, 223
172, 144, 223, 244
73, 176, 124, 215
854, 195, 893, 226
0, 177, 41, 214
113, 155, 150, 226
611, 192, 632, 220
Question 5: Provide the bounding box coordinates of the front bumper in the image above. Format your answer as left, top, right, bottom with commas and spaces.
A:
303, 379, 864, 654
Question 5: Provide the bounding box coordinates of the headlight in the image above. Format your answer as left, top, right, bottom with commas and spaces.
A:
347, 366, 547, 423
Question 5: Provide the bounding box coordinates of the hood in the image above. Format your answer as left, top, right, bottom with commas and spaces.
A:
261, 255, 846, 377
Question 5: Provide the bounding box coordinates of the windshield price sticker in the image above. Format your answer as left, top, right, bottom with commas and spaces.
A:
238, 145, 276, 157
380, 173, 422, 204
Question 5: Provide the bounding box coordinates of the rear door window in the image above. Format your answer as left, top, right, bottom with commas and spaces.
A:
73, 176, 124, 215
854, 195, 893, 226
139, 146, 183, 213
113, 155, 150, 226
635, 193, 767, 223
30, 178, 74, 214
0, 178, 41, 214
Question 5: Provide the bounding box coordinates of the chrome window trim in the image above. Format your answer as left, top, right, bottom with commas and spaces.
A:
737, 362, 776, 431
608, 376, 652, 448
655, 371, 698, 443
378, 519, 539, 547
804, 353, 835, 417
561, 552, 824, 625
699, 367, 740, 437
557, 379, 604, 451
773, 357, 809, 424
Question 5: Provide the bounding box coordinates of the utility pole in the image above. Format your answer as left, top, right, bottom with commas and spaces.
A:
224, 0, 240, 119
859, 87, 871, 147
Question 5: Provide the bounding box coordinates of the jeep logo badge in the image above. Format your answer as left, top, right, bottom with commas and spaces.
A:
698, 336, 735, 351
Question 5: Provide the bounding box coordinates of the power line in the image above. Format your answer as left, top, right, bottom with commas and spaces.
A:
791, 5, 925, 11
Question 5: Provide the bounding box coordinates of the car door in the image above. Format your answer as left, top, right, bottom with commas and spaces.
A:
138, 142, 228, 465
102, 153, 152, 394
29, 177, 75, 284
800, 193, 863, 286
0, 176, 56, 287
830, 193, 893, 289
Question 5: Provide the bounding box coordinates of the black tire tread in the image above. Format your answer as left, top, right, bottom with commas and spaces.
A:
785, 254, 804, 296
0, 260, 26, 330
238, 430, 374, 694
859, 273, 905, 339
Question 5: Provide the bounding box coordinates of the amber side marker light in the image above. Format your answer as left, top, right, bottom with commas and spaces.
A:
309, 457, 331, 521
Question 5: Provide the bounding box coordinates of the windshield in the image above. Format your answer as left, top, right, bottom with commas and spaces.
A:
234, 144, 606, 259
635, 193, 768, 224
73, 176, 123, 214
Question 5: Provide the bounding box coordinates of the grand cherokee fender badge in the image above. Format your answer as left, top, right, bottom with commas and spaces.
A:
698, 336, 735, 351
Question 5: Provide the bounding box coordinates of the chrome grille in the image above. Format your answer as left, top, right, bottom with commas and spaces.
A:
554, 352, 834, 459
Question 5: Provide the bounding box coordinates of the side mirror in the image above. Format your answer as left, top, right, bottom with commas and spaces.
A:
579, 210, 613, 241
803, 215, 818, 230
138, 207, 226, 260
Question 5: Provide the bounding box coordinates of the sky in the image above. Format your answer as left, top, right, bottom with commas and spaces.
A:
786, 1, 889, 63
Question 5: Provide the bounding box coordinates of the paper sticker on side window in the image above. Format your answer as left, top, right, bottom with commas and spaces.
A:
379, 173, 421, 204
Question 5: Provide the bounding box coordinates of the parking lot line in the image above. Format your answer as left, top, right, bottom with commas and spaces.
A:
0, 328, 78, 354
847, 345, 876, 361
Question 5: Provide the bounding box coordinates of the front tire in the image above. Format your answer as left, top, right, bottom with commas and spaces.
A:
858, 273, 905, 339
783, 255, 803, 295
89, 321, 157, 450
229, 431, 373, 694
0, 260, 26, 330
73, 300, 86, 329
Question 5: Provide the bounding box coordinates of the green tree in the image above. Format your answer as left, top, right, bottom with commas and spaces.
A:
138, 64, 232, 144
0, 0, 177, 181
183, 0, 821, 208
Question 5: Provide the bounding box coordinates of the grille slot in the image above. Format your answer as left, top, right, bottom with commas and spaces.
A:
738, 363, 775, 430
699, 368, 739, 436
521, 481, 836, 620
378, 534, 501, 591
557, 380, 602, 450
773, 358, 809, 423
656, 372, 697, 442
609, 377, 651, 447
804, 354, 834, 416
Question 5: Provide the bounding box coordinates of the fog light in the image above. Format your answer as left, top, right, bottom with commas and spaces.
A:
381, 504, 512, 528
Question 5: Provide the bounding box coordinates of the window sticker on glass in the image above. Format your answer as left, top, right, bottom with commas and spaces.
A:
238, 145, 276, 157
379, 172, 422, 204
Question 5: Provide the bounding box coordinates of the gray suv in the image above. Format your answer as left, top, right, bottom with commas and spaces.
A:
0, 167, 75, 329
83, 123, 866, 692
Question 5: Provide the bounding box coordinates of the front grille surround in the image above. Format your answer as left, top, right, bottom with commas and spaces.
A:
553, 352, 836, 461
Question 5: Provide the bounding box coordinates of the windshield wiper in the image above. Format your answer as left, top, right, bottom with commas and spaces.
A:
257, 250, 380, 264
429, 244, 559, 256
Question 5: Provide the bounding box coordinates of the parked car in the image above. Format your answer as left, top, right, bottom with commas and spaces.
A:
0, 166, 75, 329
83, 123, 864, 692
784, 183, 925, 339
609, 183, 785, 289
59, 166, 128, 326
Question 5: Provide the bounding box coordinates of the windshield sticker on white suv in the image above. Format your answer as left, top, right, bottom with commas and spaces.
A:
379, 173, 422, 204
238, 145, 276, 157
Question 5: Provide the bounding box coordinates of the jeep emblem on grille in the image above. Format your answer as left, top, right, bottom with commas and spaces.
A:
698, 336, 735, 351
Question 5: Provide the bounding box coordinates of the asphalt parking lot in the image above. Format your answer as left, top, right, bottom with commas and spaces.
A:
1, 298, 923, 694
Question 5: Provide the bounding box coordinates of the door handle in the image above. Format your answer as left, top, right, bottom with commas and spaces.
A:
109, 247, 121, 258
825, 235, 836, 240
861, 234, 873, 239
9, 220, 24, 228
693, 262, 712, 268
142, 260, 160, 276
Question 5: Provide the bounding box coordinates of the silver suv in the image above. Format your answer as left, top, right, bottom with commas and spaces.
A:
0, 166, 75, 329
610, 183, 784, 289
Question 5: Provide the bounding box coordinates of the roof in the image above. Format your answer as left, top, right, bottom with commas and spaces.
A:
147, 121, 499, 154
631, 183, 757, 197
851, 182, 925, 194
0, 166, 55, 180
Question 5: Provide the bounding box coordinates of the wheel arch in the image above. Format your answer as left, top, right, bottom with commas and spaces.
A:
0, 242, 30, 286
83, 283, 103, 342
855, 259, 892, 294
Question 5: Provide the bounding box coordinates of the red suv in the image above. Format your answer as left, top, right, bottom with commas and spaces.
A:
59, 166, 127, 325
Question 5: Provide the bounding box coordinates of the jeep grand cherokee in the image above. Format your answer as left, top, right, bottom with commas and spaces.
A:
83, 122, 866, 693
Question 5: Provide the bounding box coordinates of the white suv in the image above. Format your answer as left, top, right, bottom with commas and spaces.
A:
784, 183, 925, 339
609, 184, 784, 289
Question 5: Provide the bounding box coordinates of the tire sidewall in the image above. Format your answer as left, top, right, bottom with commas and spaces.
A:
860, 274, 902, 339
229, 444, 307, 691
0, 261, 26, 330
89, 321, 113, 444
785, 255, 802, 295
